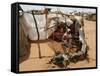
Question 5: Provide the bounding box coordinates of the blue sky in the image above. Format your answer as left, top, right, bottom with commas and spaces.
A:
20, 4, 96, 13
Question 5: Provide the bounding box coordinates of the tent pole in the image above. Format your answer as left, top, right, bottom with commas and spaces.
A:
44, 8, 48, 39
32, 11, 42, 58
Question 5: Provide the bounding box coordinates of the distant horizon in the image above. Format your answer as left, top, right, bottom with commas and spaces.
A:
20, 4, 96, 13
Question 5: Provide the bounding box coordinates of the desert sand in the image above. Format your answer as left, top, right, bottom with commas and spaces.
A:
19, 19, 96, 71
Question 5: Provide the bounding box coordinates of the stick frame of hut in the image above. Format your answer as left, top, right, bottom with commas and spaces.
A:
19, 7, 88, 63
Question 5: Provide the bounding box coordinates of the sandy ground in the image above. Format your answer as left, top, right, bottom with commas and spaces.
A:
19, 19, 96, 71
